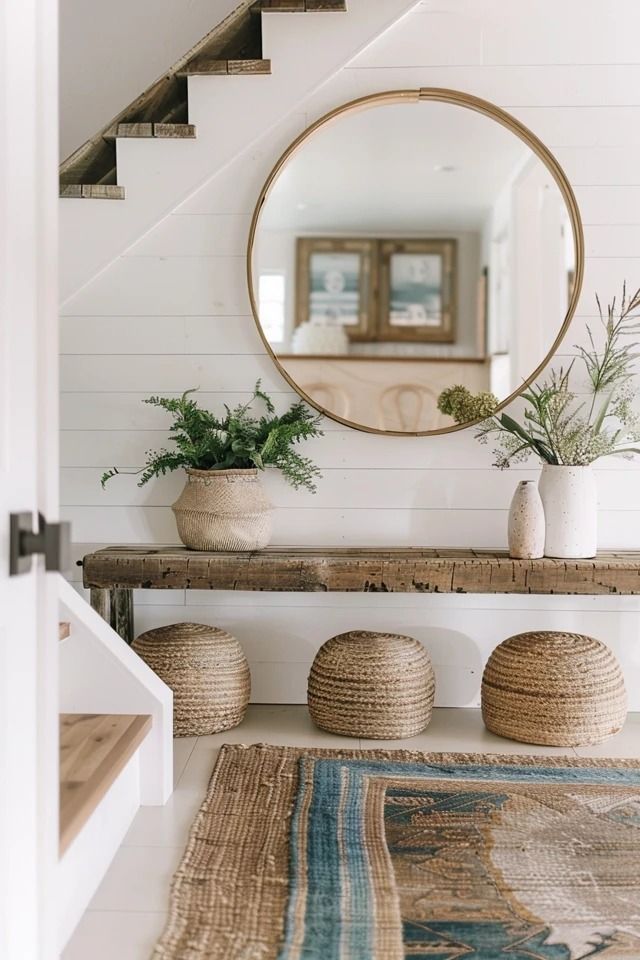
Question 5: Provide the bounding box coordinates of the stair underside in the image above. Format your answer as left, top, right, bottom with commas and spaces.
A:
59, 0, 345, 197
59, 713, 152, 854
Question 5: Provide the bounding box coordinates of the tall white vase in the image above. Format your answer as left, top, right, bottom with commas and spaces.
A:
507, 481, 545, 559
538, 464, 597, 559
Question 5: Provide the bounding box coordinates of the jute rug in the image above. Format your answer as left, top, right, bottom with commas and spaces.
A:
150, 745, 640, 960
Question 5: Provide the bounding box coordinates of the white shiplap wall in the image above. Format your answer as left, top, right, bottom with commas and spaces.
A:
61, 0, 640, 706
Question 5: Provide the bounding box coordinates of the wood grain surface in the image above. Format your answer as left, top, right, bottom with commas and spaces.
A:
59, 713, 151, 853
82, 546, 640, 595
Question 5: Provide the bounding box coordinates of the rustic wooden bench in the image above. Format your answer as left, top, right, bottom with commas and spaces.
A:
81, 546, 640, 644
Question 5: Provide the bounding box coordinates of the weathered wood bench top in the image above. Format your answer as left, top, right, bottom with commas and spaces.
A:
82, 545, 640, 596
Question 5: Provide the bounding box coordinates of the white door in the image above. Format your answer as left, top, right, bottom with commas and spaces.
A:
0, 1, 60, 958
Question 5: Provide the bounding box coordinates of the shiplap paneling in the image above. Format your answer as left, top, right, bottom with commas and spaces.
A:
345, 65, 640, 108
60, 315, 261, 355
127, 215, 251, 258
60, 354, 280, 393
61, 0, 640, 705
60, 466, 640, 511
61, 505, 640, 549
359, 0, 640, 68
62, 257, 250, 317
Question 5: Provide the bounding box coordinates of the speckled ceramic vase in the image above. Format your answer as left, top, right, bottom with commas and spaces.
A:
507, 480, 545, 559
538, 465, 597, 559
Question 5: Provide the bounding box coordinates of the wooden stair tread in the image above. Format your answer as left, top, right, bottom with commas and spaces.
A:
59, 622, 71, 642
59, 713, 152, 854
59, 184, 125, 200
177, 58, 271, 76
253, 1, 346, 10
105, 122, 196, 140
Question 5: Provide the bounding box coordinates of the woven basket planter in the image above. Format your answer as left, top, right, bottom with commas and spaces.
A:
172, 468, 273, 551
482, 631, 627, 747
308, 630, 435, 739
132, 622, 250, 737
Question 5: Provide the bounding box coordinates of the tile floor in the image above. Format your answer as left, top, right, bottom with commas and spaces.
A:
62, 705, 640, 959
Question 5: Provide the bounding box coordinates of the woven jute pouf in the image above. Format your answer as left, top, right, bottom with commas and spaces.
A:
307, 630, 435, 739
132, 622, 250, 737
482, 631, 627, 747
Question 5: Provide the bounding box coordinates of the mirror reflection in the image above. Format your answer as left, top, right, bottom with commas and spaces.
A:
251, 93, 580, 434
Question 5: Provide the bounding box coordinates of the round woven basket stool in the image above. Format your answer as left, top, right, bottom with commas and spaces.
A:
481, 631, 627, 747
132, 622, 250, 737
307, 630, 435, 739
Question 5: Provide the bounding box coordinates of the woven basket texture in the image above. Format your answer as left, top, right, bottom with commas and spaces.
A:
172, 468, 272, 551
482, 631, 627, 747
132, 622, 251, 737
308, 630, 435, 739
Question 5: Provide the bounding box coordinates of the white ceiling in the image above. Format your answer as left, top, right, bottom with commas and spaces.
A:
260, 99, 547, 233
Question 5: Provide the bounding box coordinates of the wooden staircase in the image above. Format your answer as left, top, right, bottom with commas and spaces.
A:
59, 0, 346, 199
59, 713, 152, 855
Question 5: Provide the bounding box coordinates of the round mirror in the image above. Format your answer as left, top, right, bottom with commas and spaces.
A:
248, 89, 584, 435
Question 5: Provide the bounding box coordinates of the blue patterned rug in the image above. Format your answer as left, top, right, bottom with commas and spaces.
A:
153, 745, 640, 960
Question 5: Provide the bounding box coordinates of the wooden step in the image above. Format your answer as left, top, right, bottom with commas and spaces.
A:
59, 621, 71, 642
59, 713, 152, 854
253, 1, 347, 11
105, 122, 196, 140
177, 57, 271, 76
59, 184, 125, 200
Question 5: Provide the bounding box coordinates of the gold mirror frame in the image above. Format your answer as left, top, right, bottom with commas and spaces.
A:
247, 88, 585, 437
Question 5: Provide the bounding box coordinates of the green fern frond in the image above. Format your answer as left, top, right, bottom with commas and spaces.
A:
101, 385, 323, 491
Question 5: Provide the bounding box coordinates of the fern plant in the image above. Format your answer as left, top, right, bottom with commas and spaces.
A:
101, 383, 323, 492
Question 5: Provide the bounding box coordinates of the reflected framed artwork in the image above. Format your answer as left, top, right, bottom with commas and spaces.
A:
378, 239, 456, 342
295, 238, 376, 341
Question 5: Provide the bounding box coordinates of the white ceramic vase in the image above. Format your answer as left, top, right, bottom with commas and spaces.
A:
538, 464, 597, 559
507, 480, 545, 559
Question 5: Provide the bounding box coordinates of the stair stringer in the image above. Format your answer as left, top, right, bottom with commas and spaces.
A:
60, 0, 420, 304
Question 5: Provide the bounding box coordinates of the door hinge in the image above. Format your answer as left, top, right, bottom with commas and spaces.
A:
9, 512, 71, 576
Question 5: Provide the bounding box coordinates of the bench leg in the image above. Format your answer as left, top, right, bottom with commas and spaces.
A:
89, 587, 109, 621
90, 587, 134, 644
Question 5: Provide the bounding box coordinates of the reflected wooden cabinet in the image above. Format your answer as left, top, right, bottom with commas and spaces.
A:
283, 357, 490, 432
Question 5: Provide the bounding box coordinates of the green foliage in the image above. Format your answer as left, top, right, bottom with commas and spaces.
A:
437, 385, 499, 423
101, 383, 323, 492
437, 285, 640, 469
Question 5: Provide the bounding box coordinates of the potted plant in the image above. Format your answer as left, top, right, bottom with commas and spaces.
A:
102, 382, 323, 551
438, 286, 640, 559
